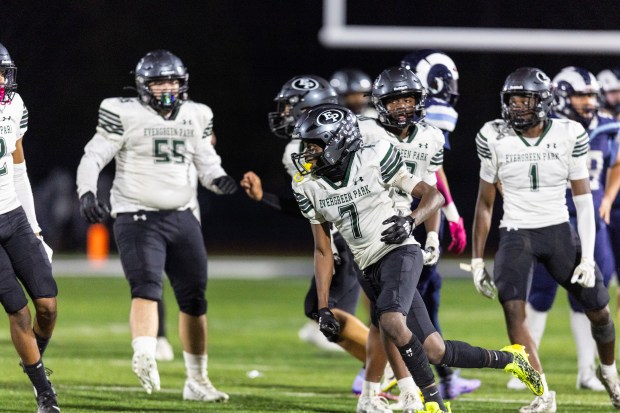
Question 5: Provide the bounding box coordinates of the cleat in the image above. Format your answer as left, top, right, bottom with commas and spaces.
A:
381, 363, 397, 393
501, 344, 543, 396
577, 374, 605, 391
36, 389, 60, 413
414, 401, 451, 413
155, 336, 174, 361
439, 369, 481, 399
132, 352, 160, 394
183, 376, 229, 402
356, 394, 393, 413
379, 391, 399, 402
596, 365, 620, 408
352, 368, 365, 395
518, 390, 556, 413
390, 390, 424, 412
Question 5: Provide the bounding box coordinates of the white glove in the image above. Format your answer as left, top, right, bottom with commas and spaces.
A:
571, 257, 596, 288
37, 235, 53, 264
460, 258, 496, 299
424, 231, 440, 266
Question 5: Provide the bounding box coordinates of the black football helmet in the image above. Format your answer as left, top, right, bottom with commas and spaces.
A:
0, 43, 17, 104
401, 49, 459, 106
372, 67, 426, 129
500, 67, 554, 132
597, 68, 620, 115
291, 103, 362, 181
268, 75, 338, 139
135, 50, 188, 112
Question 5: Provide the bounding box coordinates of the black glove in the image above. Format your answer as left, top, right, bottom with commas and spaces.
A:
213, 175, 237, 194
79, 191, 110, 223
318, 307, 341, 342
380, 215, 415, 244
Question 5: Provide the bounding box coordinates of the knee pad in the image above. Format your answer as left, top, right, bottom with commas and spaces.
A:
592, 320, 615, 344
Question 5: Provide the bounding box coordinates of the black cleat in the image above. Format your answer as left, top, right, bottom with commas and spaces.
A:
36, 389, 60, 412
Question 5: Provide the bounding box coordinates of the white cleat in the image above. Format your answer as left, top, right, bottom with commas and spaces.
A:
183, 376, 229, 402
596, 365, 620, 408
380, 363, 397, 393
577, 374, 605, 391
298, 321, 343, 352
155, 336, 174, 361
507, 376, 527, 390
519, 390, 556, 413
132, 352, 160, 394
356, 394, 393, 413
389, 390, 424, 412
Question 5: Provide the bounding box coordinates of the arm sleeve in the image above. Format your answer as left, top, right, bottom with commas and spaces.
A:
573, 193, 595, 260
13, 161, 41, 233
261, 192, 304, 219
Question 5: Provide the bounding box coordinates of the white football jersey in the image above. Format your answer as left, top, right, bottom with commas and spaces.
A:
358, 117, 444, 213
0, 93, 28, 214
476, 118, 589, 229
293, 139, 422, 270
282, 139, 303, 178
76, 98, 227, 215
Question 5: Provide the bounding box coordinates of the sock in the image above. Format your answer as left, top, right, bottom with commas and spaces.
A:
157, 300, 166, 337
184, 351, 207, 380
435, 364, 453, 382
397, 376, 419, 394
132, 336, 157, 357
397, 336, 436, 388
34, 331, 50, 358
361, 380, 381, 397
540, 373, 550, 397
420, 385, 446, 411
570, 310, 597, 380
23, 359, 52, 396
600, 362, 618, 378
525, 303, 548, 349
441, 340, 512, 369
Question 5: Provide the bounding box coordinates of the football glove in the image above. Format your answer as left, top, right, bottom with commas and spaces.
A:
79, 191, 110, 224
424, 231, 440, 266
213, 175, 238, 194
318, 307, 341, 342
37, 235, 53, 264
447, 217, 467, 254
571, 257, 596, 288
460, 258, 496, 299
381, 215, 415, 244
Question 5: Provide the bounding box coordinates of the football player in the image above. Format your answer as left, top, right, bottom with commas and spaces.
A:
469, 67, 620, 412
242, 75, 375, 394
515, 67, 619, 393
293, 103, 543, 413
76, 50, 236, 402
329, 68, 378, 117
0, 42, 59, 413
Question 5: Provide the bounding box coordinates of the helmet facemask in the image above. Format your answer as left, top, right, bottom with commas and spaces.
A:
134, 50, 189, 113
501, 92, 546, 132
375, 91, 425, 129
0, 64, 17, 104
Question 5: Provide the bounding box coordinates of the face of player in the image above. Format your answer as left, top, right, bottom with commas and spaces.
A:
303, 141, 324, 171
569, 92, 598, 121
508, 94, 536, 120
385, 95, 415, 124
0, 69, 5, 85
148, 79, 180, 102
344, 92, 369, 115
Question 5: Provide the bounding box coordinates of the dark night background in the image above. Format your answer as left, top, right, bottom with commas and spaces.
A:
2, 1, 620, 256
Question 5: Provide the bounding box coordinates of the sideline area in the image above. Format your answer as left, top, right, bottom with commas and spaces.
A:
53, 255, 473, 279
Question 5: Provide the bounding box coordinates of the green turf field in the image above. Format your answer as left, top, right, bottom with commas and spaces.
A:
0, 275, 617, 412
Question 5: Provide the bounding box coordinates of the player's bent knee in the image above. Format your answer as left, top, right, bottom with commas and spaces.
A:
178, 296, 207, 317
592, 319, 615, 344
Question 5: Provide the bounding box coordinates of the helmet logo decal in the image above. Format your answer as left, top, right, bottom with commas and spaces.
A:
292, 78, 319, 90
316, 109, 344, 125
536, 71, 549, 82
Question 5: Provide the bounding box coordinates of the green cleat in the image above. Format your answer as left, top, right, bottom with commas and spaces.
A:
415, 401, 451, 413
501, 344, 544, 396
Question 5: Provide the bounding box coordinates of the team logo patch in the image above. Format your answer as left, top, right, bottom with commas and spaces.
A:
316, 109, 344, 125
292, 78, 319, 90
535, 71, 549, 83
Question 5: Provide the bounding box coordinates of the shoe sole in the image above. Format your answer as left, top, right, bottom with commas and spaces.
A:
502, 344, 544, 396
